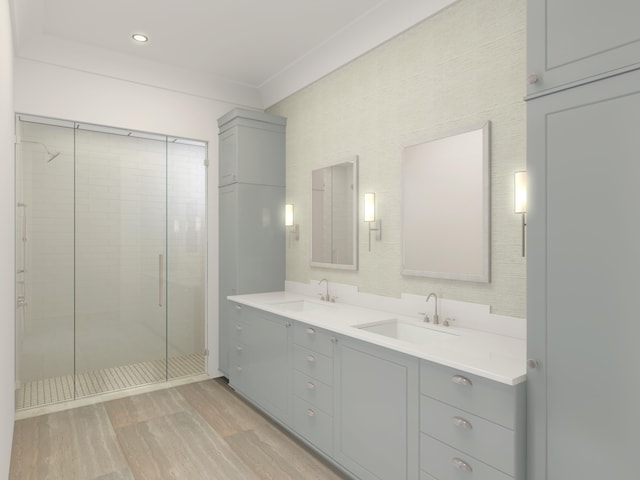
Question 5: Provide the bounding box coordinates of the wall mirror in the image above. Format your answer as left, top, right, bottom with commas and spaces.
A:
311, 156, 358, 270
402, 123, 490, 282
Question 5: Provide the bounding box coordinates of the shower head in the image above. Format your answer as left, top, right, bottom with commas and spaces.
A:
18, 139, 61, 163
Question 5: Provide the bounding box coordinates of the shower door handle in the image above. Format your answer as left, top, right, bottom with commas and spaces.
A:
159, 253, 165, 307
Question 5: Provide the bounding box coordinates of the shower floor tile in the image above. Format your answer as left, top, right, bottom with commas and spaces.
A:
16, 353, 205, 410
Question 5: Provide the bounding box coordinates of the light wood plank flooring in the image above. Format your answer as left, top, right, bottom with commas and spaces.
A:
10, 378, 351, 480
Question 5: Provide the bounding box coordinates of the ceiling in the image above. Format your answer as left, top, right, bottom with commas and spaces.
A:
10, 0, 456, 106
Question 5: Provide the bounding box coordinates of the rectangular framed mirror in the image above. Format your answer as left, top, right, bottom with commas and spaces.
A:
402, 123, 490, 282
311, 156, 359, 270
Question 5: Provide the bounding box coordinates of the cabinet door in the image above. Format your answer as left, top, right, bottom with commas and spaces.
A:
236, 183, 285, 294
218, 185, 238, 374
218, 123, 285, 187
218, 129, 237, 186
527, 0, 640, 97
527, 70, 640, 480
334, 337, 419, 480
232, 308, 292, 425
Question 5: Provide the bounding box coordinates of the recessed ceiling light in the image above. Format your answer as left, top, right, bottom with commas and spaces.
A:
132, 34, 148, 43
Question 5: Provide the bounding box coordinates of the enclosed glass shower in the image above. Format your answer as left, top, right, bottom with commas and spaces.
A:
15, 114, 207, 410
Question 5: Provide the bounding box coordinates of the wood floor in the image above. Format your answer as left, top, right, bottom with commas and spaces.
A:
9, 378, 351, 480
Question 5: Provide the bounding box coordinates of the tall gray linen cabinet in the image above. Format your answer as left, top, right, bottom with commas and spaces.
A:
218, 108, 286, 375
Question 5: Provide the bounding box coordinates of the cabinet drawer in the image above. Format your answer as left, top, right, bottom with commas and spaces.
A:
420, 395, 515, 476
293, 370, 332, 415
420, 360, 519, 428
293, 397, 333, 456
421, 434, 512, 480
293, 345, 332, 385
293, 322, 335, 357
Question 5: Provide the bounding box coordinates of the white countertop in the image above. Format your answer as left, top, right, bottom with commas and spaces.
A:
227, 291, 526, 386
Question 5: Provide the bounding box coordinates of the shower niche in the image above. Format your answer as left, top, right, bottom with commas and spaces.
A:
15, 114, 207, 410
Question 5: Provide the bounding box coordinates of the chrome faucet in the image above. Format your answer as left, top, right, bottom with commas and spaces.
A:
425, 292, 439, 324
318, 278, 329, 302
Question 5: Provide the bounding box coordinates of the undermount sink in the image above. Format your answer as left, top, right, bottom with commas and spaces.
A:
355, 318, 459, 345
270, 299, 333, 312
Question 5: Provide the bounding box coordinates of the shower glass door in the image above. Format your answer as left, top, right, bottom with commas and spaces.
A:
15, 114, 207, 410
74, 126, 168, 395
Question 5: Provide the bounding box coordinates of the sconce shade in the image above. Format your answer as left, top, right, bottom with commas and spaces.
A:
364, 193, 376, 222
285, 204, 294, 226
514, 171, 527, 214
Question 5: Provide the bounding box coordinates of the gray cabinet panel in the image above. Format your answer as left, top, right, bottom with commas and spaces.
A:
217, 108, 286, 187
235, 183, 285, 294
293, 344, 333, 386
293, 396, 333, 455
420, 434, 512, 480
335, 338, 419, 480
420, 395, 515, 476
293, 322, 335, 357
293, 370, 332, 415
527, 0, 640, 97
218, 184, 284, 373
228, 307, 292, 425
527, 69, 640, 480
218, 185, 238, 374
420, 360, 522, 429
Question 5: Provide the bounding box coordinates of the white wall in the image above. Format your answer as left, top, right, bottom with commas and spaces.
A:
14, 57, 263, 378
0, 0, 15, 475
269, 0, 526, 318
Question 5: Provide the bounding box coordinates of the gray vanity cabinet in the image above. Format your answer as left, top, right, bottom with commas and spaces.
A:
228, 304, 292, 425
218, 108, 286, 375
527, 68, 640, 479
334, 336, 420, 480
527, 0, 640, 98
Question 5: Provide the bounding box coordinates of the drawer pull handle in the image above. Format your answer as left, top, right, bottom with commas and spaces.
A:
307, 355, 316, 363
451, 457, 472, 473
452, 416, 473, 430
307, 382, 316, 390
306, 327, 316, 335
235, 325, 242, 332
235, 304, 242, 310
451, 375, 472, 387
306, 409, 316, 417
235, 346, 243, 352
236, 366, 243, 372
331, 336, 338, 344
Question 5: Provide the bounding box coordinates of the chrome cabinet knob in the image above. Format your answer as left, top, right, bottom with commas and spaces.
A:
528, 359, 540, 369
452, 416, 473, 430
306, 327, 316, 335
451, 375, 472, 387
527, 73, 539, 84
307, 382, 316, 390
451, 457, 472, 473
306, 355, 316, 363
306, 409, 315, 417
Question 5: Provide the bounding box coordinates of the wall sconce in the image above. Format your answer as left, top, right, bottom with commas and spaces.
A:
285, 204, 299, 246
364, 193, 381, 251
514, 171, 527, 257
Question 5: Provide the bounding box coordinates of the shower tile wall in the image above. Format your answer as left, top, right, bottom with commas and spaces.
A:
17, 121, 206, 390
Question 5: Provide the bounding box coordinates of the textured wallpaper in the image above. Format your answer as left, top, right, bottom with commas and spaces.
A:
268, 0, 526, 318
